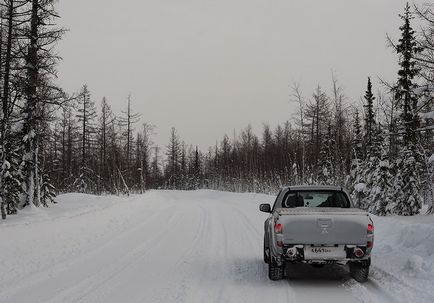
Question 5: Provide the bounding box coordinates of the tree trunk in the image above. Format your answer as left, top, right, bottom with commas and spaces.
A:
2, 0, 14, 116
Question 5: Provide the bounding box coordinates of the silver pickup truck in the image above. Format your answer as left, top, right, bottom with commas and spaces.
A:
260, 185, 374, 282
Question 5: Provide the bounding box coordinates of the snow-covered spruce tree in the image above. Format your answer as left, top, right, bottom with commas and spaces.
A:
392, 3, 424, 215
393, 145, 423, 215
368, 130, 394, 215
351, 78, 380, 210
395, 4, 423, 144
358, 126, 382, 211
20, 0, 65, 208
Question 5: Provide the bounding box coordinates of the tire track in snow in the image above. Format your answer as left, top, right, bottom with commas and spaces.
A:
0, 202, 177, 303
53, 207, 184, 303
150, 204, 211, 303
65, 204, 207, 303
73, 201, 214, 303
188, 202, 296, 303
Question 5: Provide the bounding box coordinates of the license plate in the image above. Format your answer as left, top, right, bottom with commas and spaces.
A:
304, 246, 346, 260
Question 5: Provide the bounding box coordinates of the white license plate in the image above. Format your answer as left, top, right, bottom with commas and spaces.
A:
304, 246, 346, 260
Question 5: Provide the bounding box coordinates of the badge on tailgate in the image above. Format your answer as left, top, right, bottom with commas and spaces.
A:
317, 218, 333, 235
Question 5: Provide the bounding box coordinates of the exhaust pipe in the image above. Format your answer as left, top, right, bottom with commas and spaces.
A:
286, 247, 297, 257
354, 247, 365, 258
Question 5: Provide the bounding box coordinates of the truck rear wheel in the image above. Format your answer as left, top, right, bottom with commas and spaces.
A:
349, 262, 369, 283
263, 239, 270, 264
268, 260, 284, 281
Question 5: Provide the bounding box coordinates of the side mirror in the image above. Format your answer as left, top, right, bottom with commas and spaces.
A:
259, 203, 272, 213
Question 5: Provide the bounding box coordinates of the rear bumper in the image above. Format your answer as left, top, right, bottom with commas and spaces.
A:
272, 244, 372, 266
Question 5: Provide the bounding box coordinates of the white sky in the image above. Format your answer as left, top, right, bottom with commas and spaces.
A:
56, 0, 422, 151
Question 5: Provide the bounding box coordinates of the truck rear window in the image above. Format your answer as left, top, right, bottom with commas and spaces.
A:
281, 191, 350, 208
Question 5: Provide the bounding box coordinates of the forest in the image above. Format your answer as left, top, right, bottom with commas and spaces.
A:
0, 1, 433, 220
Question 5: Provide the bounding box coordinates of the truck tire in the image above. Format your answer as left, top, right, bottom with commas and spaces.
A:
349, 262, 369, 283
268, 260, 284, 281
263, 238, 270, 264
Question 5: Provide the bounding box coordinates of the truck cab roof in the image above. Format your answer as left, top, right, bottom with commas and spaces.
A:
283, 185, 345, 192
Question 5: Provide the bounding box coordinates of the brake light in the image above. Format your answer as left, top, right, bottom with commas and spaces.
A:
274, 223, 283, 234
367, 223, 374, 234
367, 241, 373, 248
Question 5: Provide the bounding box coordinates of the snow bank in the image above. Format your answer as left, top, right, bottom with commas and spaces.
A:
370, 214, 434, 302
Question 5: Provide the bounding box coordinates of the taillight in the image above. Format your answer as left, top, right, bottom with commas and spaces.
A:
274, 223, 283, 234
367, 223, 374, 234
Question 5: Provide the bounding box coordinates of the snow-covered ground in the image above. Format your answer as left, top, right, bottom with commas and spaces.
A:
0, 190, 433, 303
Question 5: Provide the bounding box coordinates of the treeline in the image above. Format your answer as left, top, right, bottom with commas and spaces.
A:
204, 4, 434, 216
1, 2, 434, 219
46, 87, 159, 195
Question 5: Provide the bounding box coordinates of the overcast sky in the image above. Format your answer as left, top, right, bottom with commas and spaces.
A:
56, 0, 422, 151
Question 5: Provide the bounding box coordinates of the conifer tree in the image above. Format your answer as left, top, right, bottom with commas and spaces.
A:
393, 3, 424, 215
353, 110, 363, 160
363, 77, 376, 155
358, 126, 382, 210
165, 127, 181, 188
368, 130, 394, 215
393, 147, 423, 215
395, 3, 423, 144
192, 146, 201, 189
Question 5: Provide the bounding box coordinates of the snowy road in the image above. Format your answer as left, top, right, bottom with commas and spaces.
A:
1, 191, 433, 303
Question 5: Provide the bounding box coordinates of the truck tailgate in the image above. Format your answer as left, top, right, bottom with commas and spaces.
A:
277, 208, 369, 245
